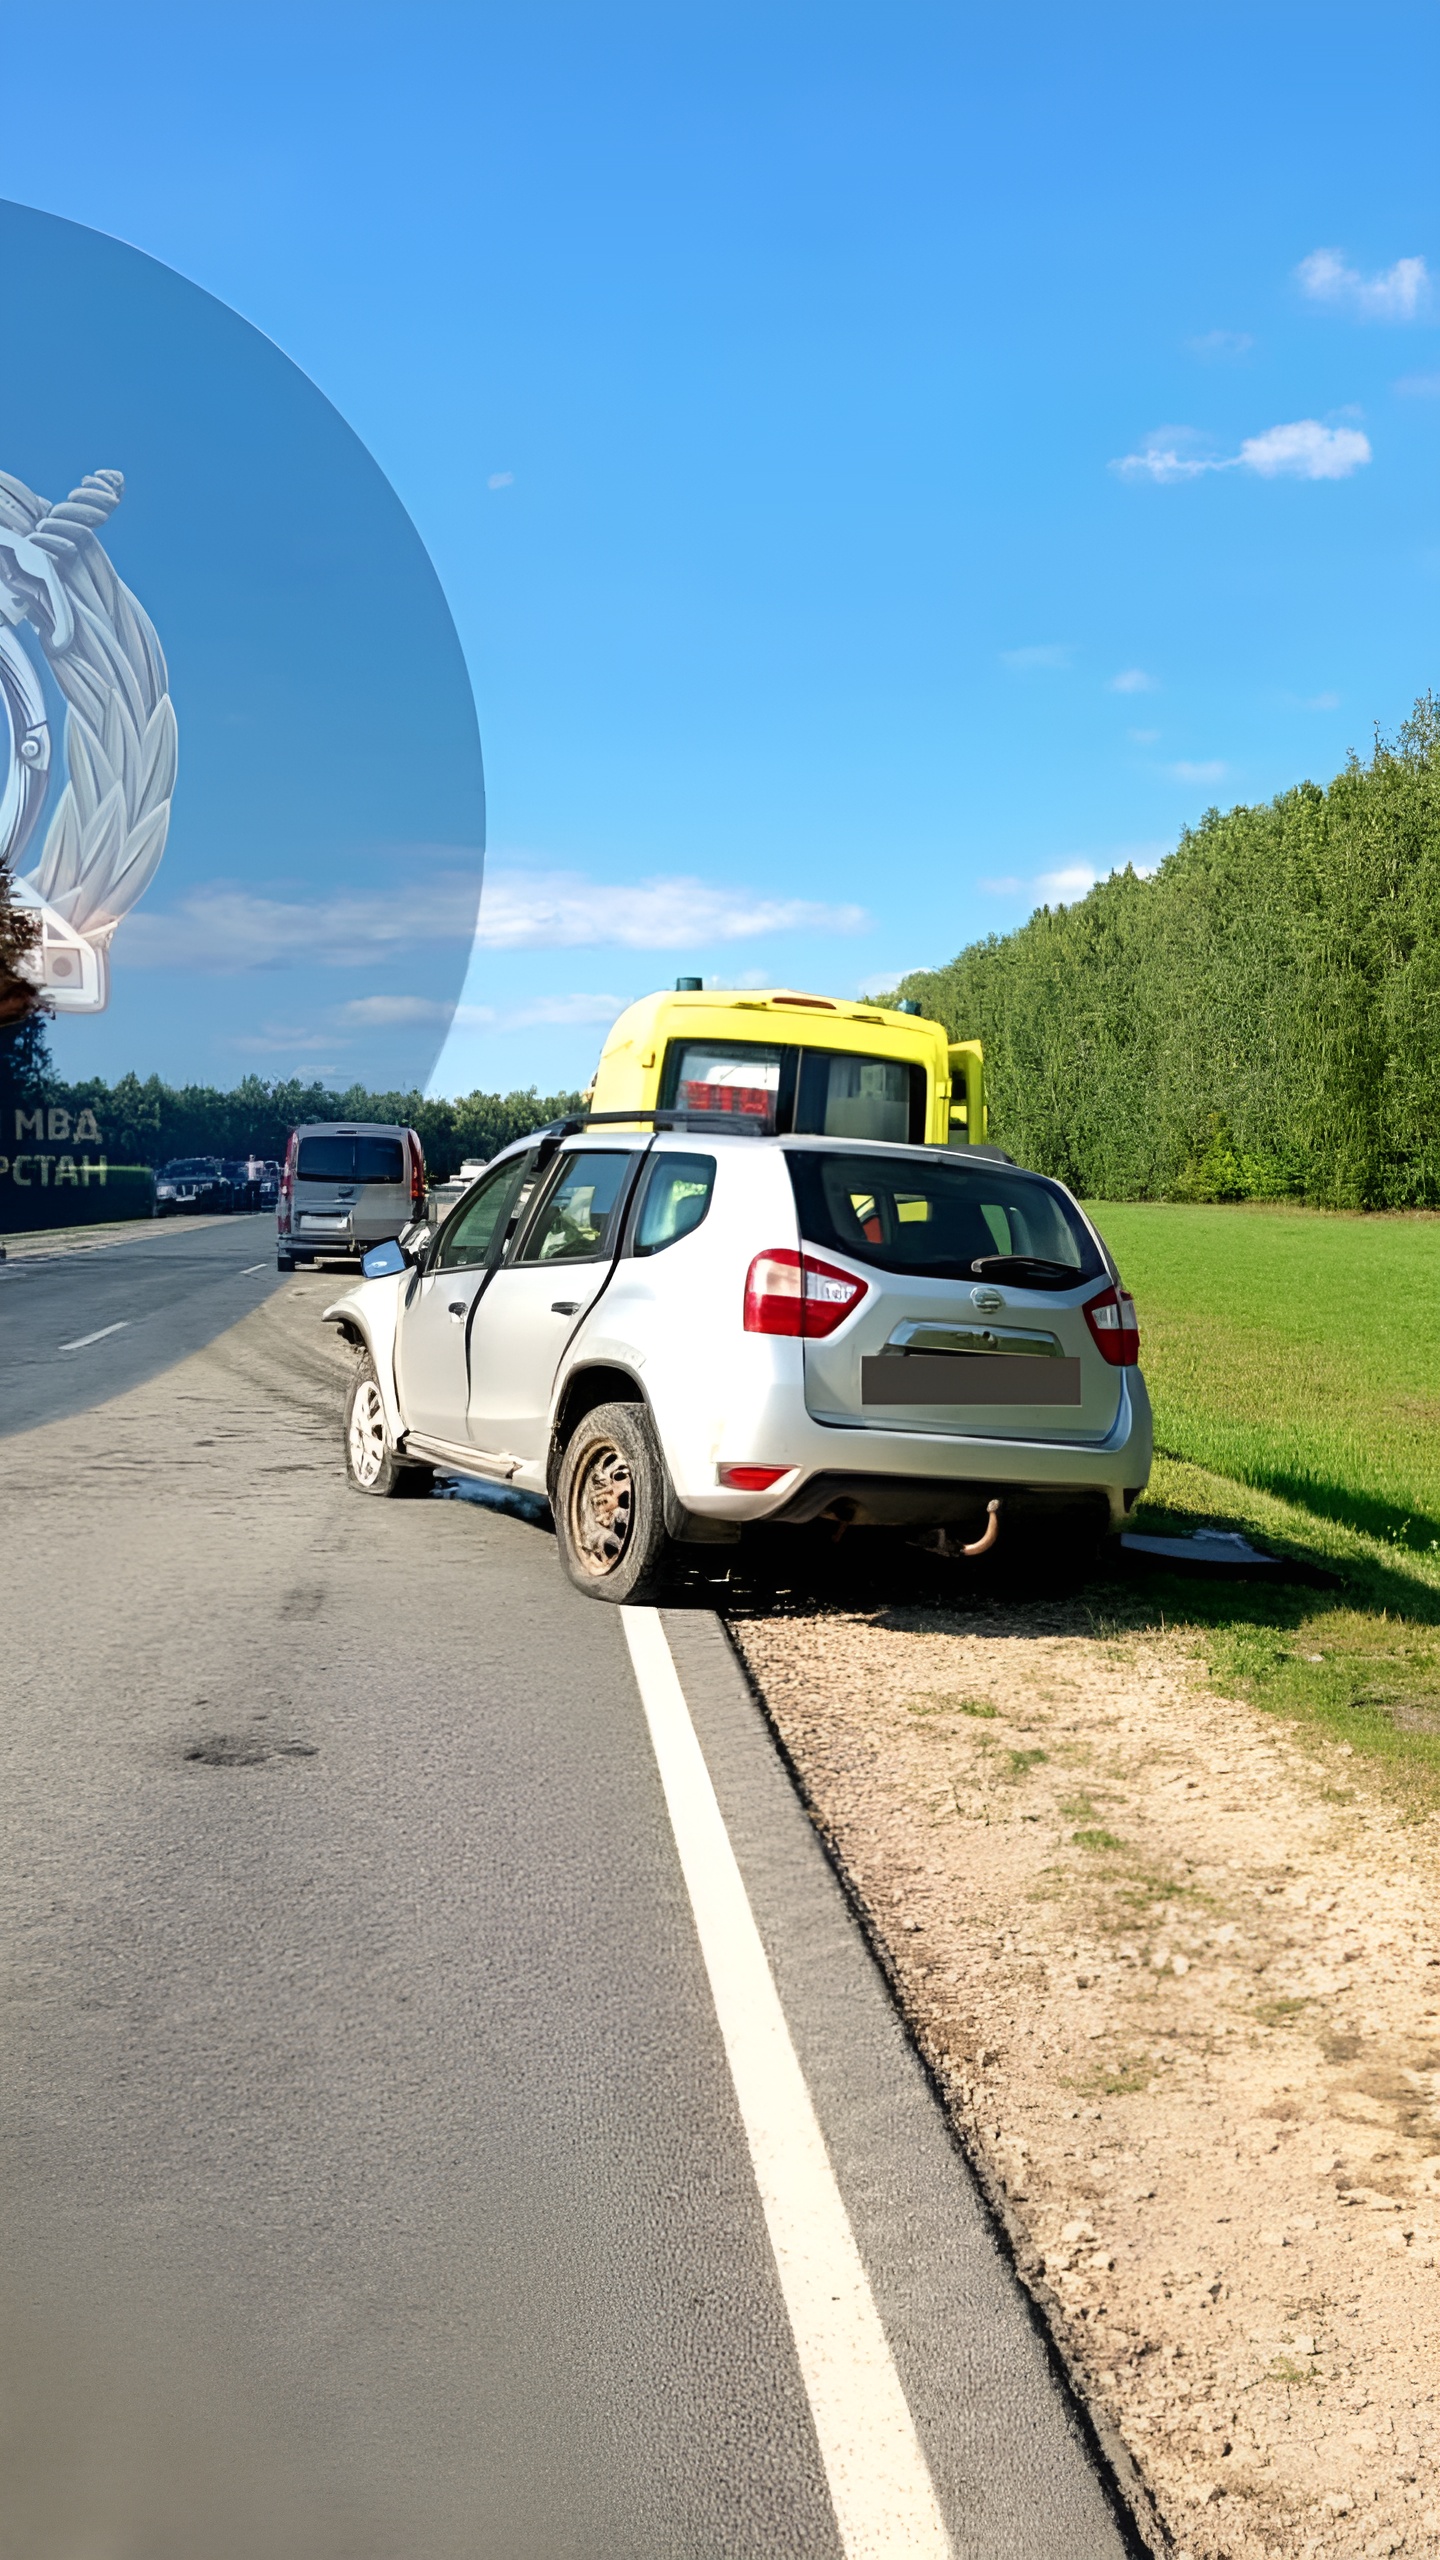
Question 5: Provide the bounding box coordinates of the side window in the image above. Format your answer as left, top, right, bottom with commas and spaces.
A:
514, 1150, 636, 1264
631, 1153, 715, 1256
435, 1158, 528, 1270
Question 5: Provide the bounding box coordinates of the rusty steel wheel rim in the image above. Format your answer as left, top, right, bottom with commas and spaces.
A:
569, 1439, 634, 1577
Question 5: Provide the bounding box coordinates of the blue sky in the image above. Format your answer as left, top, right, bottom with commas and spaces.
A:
4, 0, 1437, 1100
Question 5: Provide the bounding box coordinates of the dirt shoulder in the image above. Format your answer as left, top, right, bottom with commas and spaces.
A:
730, 1597, 1440, 2560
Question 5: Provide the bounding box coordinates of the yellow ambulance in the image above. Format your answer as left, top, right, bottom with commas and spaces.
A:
584, 981, 984, 1147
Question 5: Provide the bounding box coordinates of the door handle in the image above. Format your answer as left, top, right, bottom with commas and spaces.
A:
448, 1300, 467, 1320
551, 1300, 579, 1316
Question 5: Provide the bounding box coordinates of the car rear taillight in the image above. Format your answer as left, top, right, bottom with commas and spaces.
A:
717, 1463, 792, 1490
409, 1134, 426, 1209
743, 1247, 868, 1339
278, 1130, 297, 1231
1083, 1284, 1140, 1367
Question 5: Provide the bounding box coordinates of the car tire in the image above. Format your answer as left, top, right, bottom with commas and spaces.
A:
276, 1251, 296, 1271
344, 1353, 434, 1499
554, 1398, 678, 1603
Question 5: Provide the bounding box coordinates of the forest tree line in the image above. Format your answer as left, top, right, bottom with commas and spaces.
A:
889, 697, 1440, 1207
3, 1050, 584, 1180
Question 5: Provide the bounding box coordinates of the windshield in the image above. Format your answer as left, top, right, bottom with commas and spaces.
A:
161, 1160, 220, 1178
784, 1148, 1103, 1286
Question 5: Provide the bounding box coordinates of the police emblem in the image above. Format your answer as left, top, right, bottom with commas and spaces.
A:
0, 467, 177, 1012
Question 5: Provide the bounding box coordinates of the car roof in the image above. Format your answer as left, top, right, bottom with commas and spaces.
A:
292, 1120, 415, 1137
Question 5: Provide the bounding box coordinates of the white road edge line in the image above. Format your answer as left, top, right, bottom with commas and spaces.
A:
621, 1605, 952, 2560
57, 1321, 130, 1353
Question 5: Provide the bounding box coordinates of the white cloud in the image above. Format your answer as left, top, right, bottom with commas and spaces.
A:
1394, 371, 1440, 397
857, 970, 932, 996
503, 992, 632, 1029
1238, 419, 1371, 479
226, 1020, 348, 1063
123, 876, 481, 971
487, 471, 515, 489
475, 868, 867, 949
1035, 863, 1098, 901
1300, 691, 1341, 712
120, 864, 866, 972
339, 990, 632, 1033
1114, 418, 1371, 483
1168, 760, 1229, 784
334, 995, 455, 1026
1112, 428, 1219, 483
1297, 248, 1430, 322
1127, 727, 1160, 744
1108, 667, 1157, 694
980, 843, 1168, 907
1187, 329, 1255, 360
999, 643, 1073, 671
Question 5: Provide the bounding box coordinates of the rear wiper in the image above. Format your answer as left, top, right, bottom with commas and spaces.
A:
969, 1254, 1084, 1291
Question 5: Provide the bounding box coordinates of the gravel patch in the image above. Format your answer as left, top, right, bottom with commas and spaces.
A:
731, 1597, 1440, 2559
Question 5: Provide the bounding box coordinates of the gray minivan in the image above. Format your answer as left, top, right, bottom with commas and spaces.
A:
277, 1121, 426, 1271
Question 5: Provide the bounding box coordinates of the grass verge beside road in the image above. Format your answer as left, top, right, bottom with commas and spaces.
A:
1085, 1201, 1440, 1819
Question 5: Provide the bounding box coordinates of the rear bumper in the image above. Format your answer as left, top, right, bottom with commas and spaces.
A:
660, 1370, 1152, 1533
283, 1221, 404, 1254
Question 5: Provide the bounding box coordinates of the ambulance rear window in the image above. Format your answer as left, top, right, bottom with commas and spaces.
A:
660, 1038, 924, 1140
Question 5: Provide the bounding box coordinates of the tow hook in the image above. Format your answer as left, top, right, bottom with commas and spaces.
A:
963, 1497, 1002, 1556
914, 1497, 1002, 1560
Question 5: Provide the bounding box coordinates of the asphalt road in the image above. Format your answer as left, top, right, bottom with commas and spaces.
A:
0, 1276, 1133, 2558
0, 1212, 284, 1436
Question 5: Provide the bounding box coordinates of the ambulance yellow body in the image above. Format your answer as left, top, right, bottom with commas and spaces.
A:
585, 982, 984, 1148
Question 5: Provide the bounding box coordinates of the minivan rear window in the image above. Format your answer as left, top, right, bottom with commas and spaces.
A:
784, 1149, 1103, 1287
296, 1135, 406, 1183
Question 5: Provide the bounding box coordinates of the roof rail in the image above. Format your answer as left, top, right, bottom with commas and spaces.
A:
541, 1107, 766, 1140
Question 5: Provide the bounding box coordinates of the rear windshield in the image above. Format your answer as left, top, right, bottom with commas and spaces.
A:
662, 1038, 924, 1141
296, 1135, 406, 1184
785, 1149, 1103, 1286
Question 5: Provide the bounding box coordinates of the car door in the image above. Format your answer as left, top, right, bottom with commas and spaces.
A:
395, 1153, 537, 1440
465, 1147, 639, 1461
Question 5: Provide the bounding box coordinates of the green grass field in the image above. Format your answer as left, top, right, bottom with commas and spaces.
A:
1092, 1200, 1440, 1549
1082, 1201, 1440, 1814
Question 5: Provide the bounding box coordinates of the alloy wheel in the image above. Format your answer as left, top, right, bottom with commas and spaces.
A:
348, 1378, 387, 1487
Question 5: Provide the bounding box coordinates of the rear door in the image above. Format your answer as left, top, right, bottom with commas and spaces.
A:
350, 1132, 413, 1241
787, 1147, 1124, 1444
293, 1131, 361, 1242
465, 1148, 639, 1460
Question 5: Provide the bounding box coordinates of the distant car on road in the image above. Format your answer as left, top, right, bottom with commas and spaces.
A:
278, 1121, 426, 1271
153, 1158, 235, 1216
322, 1118, 1151, 1601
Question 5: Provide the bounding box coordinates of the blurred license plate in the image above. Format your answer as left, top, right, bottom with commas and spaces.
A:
862, 1354, 1082, 1405
301, 1214, 350, 1232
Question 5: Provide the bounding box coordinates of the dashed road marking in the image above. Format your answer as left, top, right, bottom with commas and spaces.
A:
239, 1264, 269, 1275
621, 1604, 952, 2559
57, 1321, 130, 1353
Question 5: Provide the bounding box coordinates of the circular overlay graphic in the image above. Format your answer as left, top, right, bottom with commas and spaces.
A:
0, 200, 484, 1095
